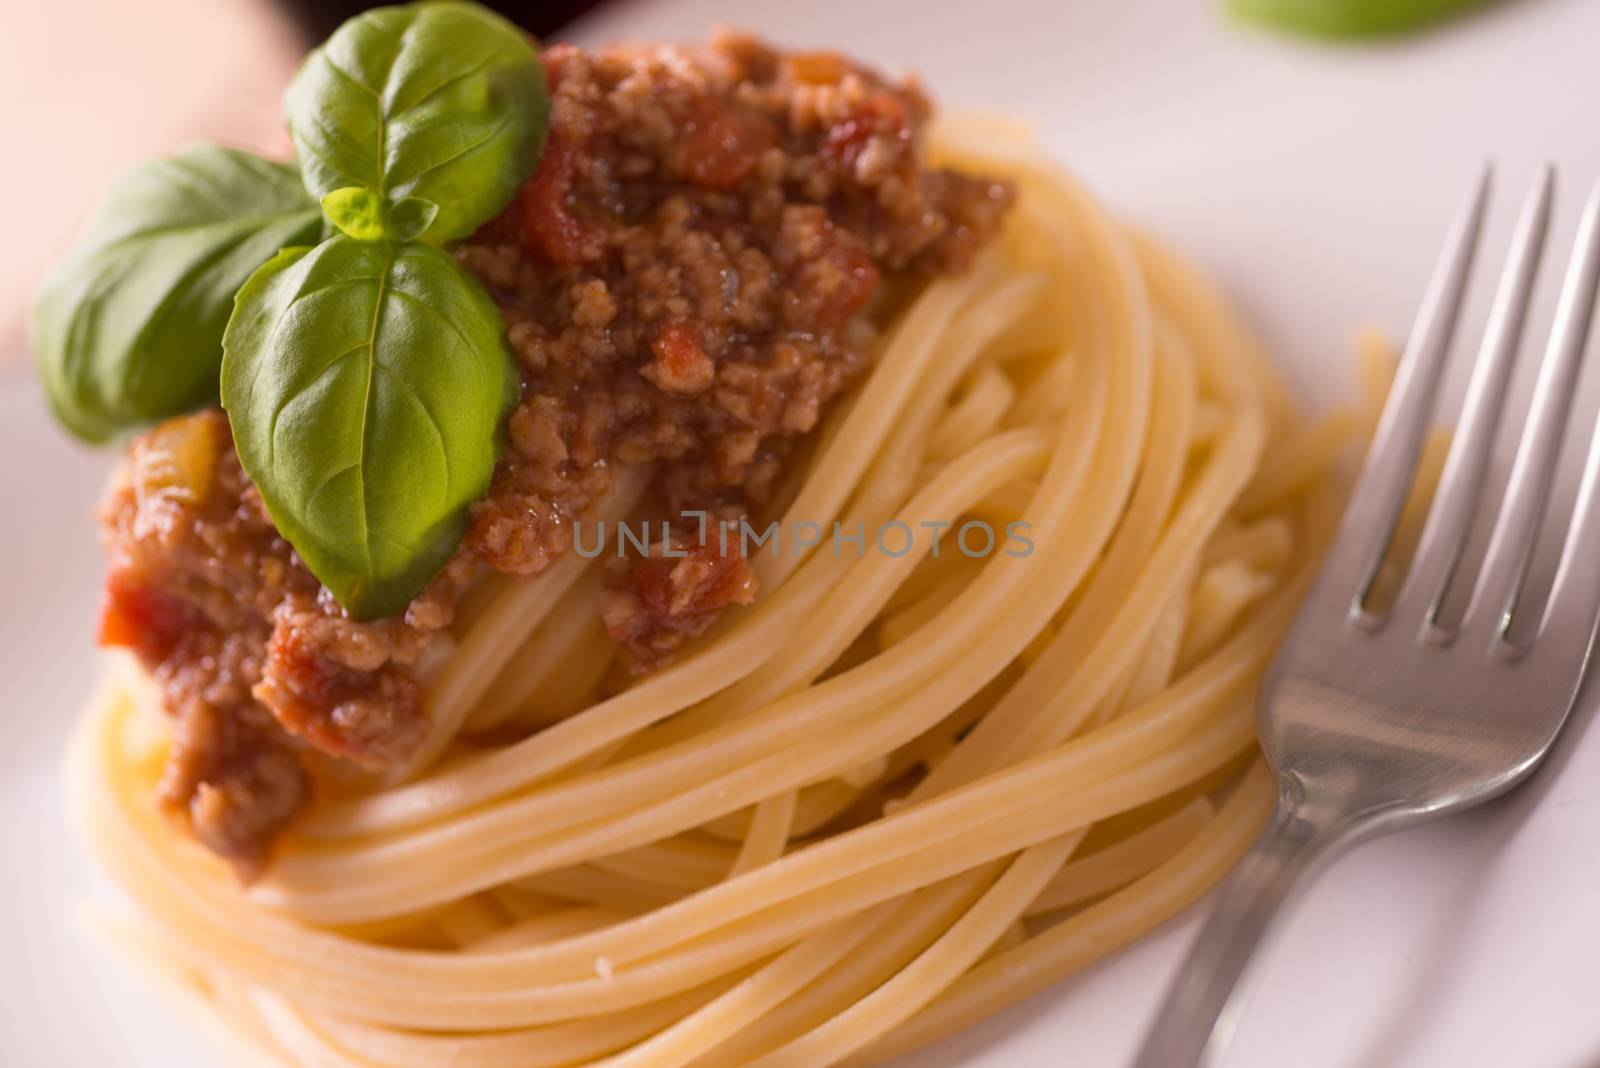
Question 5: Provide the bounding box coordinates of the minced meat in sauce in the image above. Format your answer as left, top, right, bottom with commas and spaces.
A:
96, 31, 1014, 874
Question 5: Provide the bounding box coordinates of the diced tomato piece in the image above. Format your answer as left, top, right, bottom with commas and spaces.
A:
785, 51, 847, 85
633, 537, 755, 622
815, 229, 879, 327
98, 570, 204, 660
486, 132, 603, 266
674, 100, 775, 190
649, 321, 714, 393
822, 91, 911, 172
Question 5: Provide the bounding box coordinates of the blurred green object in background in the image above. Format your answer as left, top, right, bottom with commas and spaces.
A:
1230, 0, 1496, 38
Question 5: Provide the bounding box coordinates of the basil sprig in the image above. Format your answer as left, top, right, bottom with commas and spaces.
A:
35, 1, 548, 620
34, 147, 320, 442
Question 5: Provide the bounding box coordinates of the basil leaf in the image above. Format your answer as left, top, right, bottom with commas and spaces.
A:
387, 197, 441, 242
285, 1, 548, 244
34, 145, 321, 442
321, 186, 390, 241
322, 187, 440, 242
221, 235, 515, 620
1228, 0, 1492, 37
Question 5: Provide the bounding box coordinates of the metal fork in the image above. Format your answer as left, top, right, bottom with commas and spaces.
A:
1132, 166, 1600, 1067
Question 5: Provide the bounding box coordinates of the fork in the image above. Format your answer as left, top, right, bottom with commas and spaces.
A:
1131, 165, 1600, 1067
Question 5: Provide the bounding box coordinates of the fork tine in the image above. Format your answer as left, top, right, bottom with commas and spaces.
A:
1469, 177, 1600, 641
1315, 164, 1490, 615
1538, 384, 1600, 663
1396, 167, 1553, 627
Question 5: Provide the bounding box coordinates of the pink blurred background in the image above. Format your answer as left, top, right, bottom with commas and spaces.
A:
0, 0, 301, 377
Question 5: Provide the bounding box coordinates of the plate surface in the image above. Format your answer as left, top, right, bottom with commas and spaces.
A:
6, 0, 1600, 1065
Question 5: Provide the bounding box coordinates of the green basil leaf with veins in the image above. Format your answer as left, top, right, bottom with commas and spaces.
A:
33, 145, 321, 442
321, 186, 391, 241
221, 235, 515, 620
321, 187, 441, 242
284, 0, 548, 244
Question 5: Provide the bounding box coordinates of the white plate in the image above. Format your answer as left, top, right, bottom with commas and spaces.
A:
7, 0, 1600, 1065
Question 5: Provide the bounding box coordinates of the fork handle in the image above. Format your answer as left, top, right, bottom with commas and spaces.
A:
1130, 784, 1352, 1067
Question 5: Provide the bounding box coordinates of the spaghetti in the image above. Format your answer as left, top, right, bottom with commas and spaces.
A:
70, 120, 1352, 1067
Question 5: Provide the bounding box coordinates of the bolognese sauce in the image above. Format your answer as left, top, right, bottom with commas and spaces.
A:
97, 31, 1014, 873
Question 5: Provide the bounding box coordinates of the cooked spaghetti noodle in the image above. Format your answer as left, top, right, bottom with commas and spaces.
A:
70, 119, 1352, 1067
